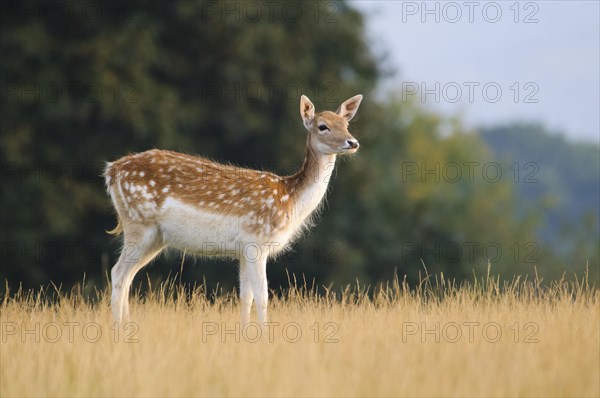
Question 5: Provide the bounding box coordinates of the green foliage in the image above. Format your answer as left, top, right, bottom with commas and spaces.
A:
0, 1, 594, 291
0, 0, 379, 289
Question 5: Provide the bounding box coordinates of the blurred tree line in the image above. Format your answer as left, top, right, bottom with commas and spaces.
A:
1, 0, 597, 294
481, 124, 599, 276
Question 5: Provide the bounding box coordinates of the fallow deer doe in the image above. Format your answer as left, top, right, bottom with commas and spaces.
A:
104, 94, 363, 324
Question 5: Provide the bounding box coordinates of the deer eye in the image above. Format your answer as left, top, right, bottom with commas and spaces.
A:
318, 124, 329, 131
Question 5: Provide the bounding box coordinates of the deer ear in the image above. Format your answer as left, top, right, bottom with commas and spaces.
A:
300, 95, 315, 130
336, 94, 363, 122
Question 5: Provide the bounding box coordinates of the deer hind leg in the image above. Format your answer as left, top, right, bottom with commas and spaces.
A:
243, 254, 269, 324
111, 225, 164, 322
239, 260, 255, 325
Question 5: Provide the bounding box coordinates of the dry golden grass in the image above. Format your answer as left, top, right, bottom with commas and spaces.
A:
1, 269, 598, 397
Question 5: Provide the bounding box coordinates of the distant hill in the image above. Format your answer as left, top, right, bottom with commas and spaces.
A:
480, 124, 599, 253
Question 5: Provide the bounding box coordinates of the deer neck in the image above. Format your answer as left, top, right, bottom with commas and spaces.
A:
285, 142, 337, 225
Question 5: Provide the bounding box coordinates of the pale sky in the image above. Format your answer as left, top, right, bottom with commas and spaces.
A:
352, 1, 600, 143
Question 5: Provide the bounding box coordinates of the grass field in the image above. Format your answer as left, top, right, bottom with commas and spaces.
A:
1, 269, 598, 397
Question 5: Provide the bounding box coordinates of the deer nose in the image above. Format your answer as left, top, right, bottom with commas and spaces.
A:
347, 139, 359, 149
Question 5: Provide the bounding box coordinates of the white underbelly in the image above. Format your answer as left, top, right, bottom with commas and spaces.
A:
158, 198, 248, 255
158, 197, 295, 259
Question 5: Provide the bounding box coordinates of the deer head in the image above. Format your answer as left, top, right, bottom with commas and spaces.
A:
300, 94, 363, 155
